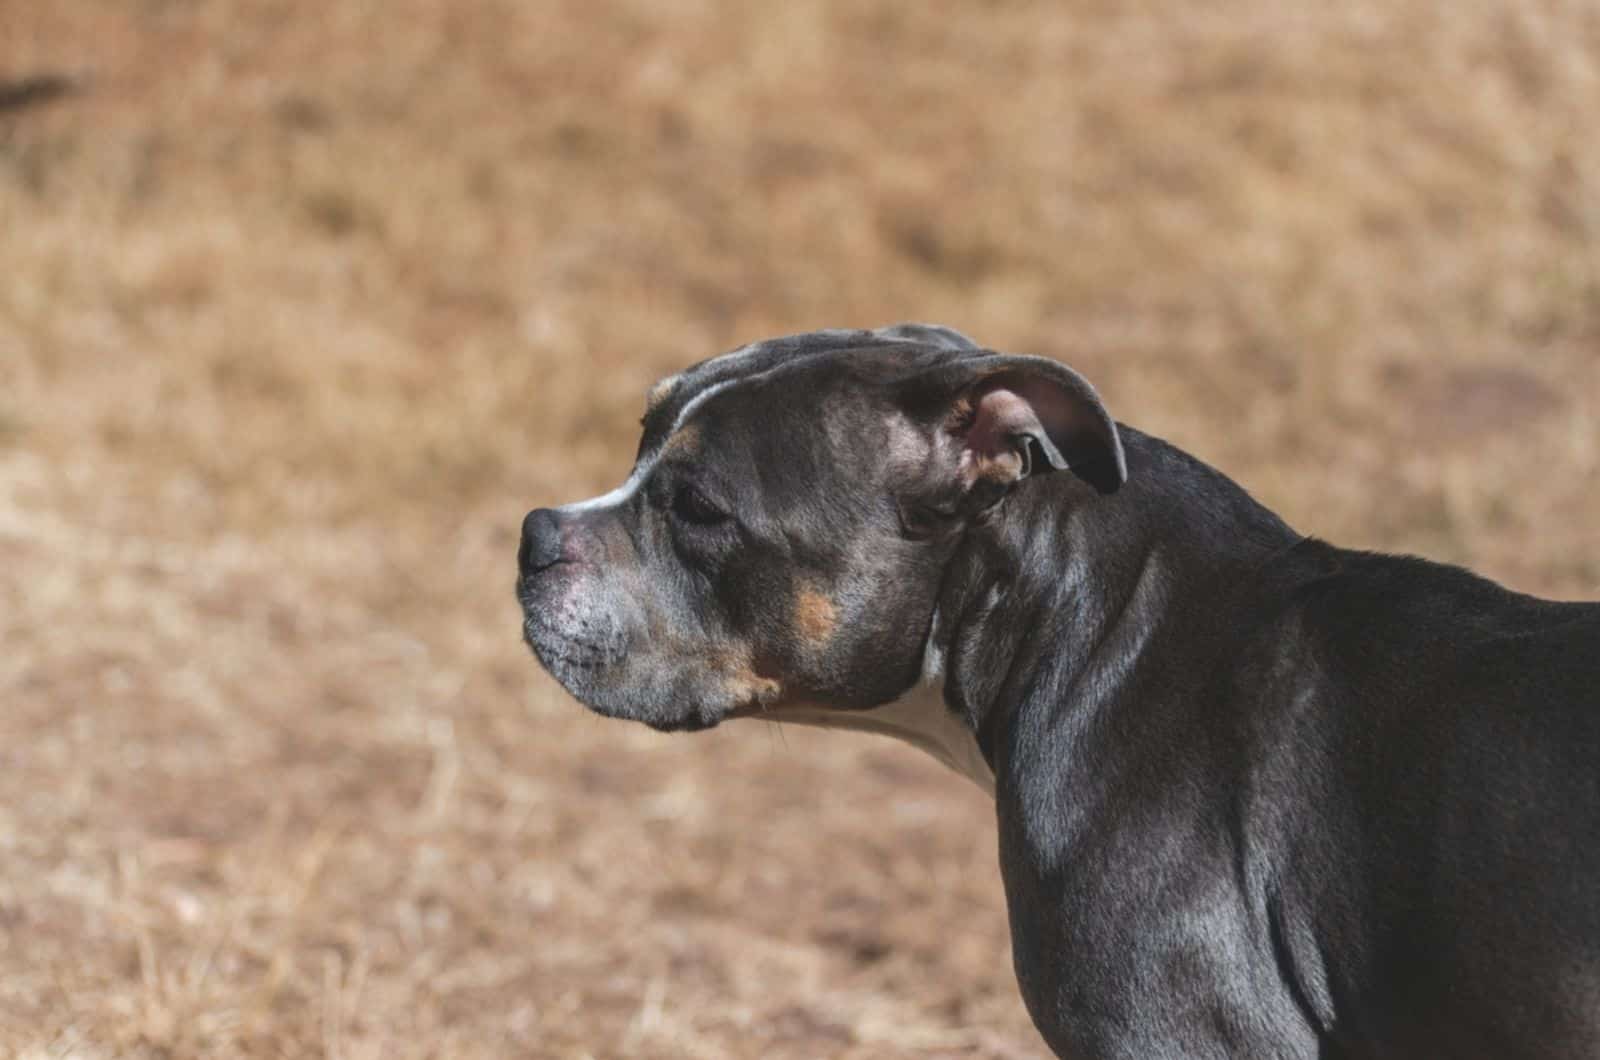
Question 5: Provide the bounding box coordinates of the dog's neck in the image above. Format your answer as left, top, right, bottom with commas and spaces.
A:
931, 427, 1300, 790
749, 430, 1298, 800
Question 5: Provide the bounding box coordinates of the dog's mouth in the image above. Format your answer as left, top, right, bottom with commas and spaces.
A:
519, 605, 739, 733
522, 617, 622, 676
516, 573, 792, 733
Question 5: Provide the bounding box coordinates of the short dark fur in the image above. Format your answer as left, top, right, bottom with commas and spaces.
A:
518, 328, 1600, 1058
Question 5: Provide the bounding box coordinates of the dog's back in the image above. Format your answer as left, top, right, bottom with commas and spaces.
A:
1263, 544, 1600, 1056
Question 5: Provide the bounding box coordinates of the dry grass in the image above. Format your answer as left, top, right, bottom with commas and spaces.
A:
1, 1, 1597, 1056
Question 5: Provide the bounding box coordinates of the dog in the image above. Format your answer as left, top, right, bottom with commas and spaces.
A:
517, 325, 1600, 1058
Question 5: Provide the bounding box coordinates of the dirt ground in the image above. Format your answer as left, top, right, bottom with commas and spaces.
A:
1, 1, 1597, 1056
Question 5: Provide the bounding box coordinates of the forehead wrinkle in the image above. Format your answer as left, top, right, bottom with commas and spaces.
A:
630, 377, 740, 489
646, 332, 919, 446
590, 347, 866, 515
632, 340, 945, 521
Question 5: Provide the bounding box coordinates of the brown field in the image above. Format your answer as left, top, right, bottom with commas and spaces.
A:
2, 1, 1597, 1056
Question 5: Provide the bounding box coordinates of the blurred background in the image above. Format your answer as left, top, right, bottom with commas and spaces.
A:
2, 1, 1597, 1056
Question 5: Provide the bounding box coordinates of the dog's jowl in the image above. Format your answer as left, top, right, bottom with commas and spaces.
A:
517, 325, 1600, 1059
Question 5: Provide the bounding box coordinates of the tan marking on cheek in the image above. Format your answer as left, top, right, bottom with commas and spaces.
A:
795, 587, 838, 648
646, 376, 677, 412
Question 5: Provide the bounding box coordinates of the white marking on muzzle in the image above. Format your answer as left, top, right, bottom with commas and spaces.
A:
562, 471, 648, 514
560, 378, 740, 515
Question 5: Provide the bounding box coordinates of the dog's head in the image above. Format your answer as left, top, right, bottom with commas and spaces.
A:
516, 325, 1124, 732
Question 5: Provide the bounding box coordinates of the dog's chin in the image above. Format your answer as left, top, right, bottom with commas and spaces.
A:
518, 598, 748, 733
521, 627, 731, 733
580, 695, 728, 734
640, 711, 723, 734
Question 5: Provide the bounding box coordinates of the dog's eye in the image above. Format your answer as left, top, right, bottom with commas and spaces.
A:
670, 483, 729, 527
897, 500, 960, 540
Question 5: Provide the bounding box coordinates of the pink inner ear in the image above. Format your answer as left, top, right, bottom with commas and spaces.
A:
961, 387, 1040, 483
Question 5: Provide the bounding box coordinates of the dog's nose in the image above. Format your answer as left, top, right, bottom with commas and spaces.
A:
519, 508, 564, 575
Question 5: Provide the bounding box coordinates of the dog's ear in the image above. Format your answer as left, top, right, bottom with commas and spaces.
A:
900, 353, 1127, 500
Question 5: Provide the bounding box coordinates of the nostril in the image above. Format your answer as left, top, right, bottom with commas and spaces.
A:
519, 508, 564, 574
